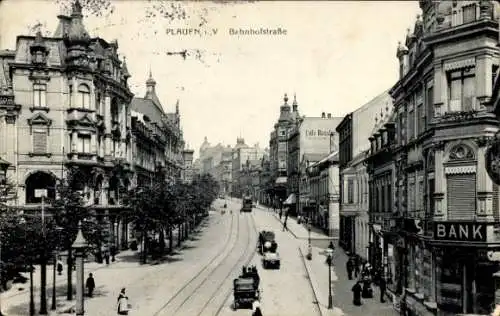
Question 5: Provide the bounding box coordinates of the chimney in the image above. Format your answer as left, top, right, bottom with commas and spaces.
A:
327, 113, 332, 118
321, 112, 326, 118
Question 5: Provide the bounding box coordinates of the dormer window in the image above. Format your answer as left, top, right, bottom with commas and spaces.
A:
382, 130, 388, 145
34, 51, 45, 64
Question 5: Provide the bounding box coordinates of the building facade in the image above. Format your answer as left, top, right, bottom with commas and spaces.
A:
337, 91, 393, 253
232, 139, 266, 198
269, 94, 297, 206
306, 151, 340, 237
0, 2, 136, 253
181, 147, 194, 183
0, 2, 187, 254
388, 2, 500, 315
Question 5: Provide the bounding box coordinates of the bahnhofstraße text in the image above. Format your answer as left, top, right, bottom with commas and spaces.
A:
165, 27, 288, 36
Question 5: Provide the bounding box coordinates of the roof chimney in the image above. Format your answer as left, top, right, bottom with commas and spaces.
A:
321, 112, 326, 118
327, 113, 332, 118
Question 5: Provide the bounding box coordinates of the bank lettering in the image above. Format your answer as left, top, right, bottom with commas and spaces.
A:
434, 222, 486, 242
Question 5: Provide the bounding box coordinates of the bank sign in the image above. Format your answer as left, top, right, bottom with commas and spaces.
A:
433, 222, 487, 242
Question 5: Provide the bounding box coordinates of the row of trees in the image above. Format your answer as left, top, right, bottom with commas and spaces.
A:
0, 166, 220, 306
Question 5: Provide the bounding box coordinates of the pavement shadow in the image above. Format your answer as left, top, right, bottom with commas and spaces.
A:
180, 244, 197, 250
158, 256, 184, 264
116, 252, 142, 263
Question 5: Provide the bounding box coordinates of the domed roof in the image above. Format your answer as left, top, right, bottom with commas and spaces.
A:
64, 0, 90, 47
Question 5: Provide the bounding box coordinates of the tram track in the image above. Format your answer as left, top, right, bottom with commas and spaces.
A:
153, 212, 258, 316
152, 211, 240, 316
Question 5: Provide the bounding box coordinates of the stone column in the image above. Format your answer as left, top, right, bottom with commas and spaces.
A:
476, 54, 493, 107
476, 143, 494, 220
71, 77, 77, 108
5, 115, 16, 165
433, 62, 445, 116
433, 142, 446, 220
71, 131, 77, 152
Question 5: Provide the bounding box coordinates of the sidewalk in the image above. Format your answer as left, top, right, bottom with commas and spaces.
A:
2, 228, 184, 316
266, 207, 398, 316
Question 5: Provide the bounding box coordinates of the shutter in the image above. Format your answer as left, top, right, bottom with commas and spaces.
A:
447, 173, 476, 220
33, 130, 47, 153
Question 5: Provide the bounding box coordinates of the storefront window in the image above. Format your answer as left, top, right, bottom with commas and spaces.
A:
436, 254, 462, 313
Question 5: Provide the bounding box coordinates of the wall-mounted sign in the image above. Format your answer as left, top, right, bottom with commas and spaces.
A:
486, 137, 500, 185
433, 222, 486, 242
305, 129, 336, 137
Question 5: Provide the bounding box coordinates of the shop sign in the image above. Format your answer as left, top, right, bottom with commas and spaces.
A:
433, 222, 487, 242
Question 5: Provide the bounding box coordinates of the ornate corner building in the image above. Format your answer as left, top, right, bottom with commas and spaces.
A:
0, 2, 186, 253
368, 1, 500, 315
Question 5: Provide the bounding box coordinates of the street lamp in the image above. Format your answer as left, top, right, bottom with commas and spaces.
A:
0, 158, 9, 316
326, 247, 334, 309
306, 223, 312, 260
72, 222, 88, 316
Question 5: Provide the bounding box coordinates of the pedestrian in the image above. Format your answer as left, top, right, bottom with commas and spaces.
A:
57, 258, 63, 276
362, 278, 373, 298
104, 251, 110, 265
328, 241, 335, 251
346, 258, 354, 280
379, 276, 387, 303
85, 273, 95, 297
117, 288, 130, 315
282, 218, 288, 231
352, 281, 363, 306
252, 294, 262, 316
353, 256, 360, 278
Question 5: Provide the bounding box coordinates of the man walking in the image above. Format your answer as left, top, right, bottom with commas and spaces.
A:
379, 275, 387, 303
86, 273, 95, 297
346, 258, 354, 280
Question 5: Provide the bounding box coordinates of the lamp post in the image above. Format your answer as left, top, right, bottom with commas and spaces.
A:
306, 223, 312, 260
113, 221, 118, 261
51, 226, 63, 310
0, 158, 10, 316
72, 222, 88, 316
326, 247, 334, 309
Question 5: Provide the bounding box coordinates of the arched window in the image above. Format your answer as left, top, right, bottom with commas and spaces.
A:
78, 84, 90, 109
25, 171, 56, 204
445, 143, 476, 220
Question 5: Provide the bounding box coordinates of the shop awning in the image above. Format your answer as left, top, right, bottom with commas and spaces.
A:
275, 177, 287, 184
283, 193, 296, 205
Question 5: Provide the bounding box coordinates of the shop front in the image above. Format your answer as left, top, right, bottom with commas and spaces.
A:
430, 221, 500, 315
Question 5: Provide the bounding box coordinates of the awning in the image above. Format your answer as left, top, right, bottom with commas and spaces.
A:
283, 193, 296, 205
275, 177, 287, 184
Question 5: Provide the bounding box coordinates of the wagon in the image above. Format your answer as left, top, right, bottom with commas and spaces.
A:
233, 265, 260, 309
258, 230, 277, 254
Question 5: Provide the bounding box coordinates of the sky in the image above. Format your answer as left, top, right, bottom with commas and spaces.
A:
0, 0, 421, 158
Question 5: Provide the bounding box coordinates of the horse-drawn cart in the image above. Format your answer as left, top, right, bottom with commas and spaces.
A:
258, 230, 277, 254
233, 265, 260, 310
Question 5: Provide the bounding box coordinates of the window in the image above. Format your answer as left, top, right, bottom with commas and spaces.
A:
347, 179, 354, 204
96, 93, 101, 115
408, 109, 414, 141
398, 114, 405, 145
493, 65, 499, 88
32, 129, 48, 153
77, 135, 91, 153
33, 84, 47, 108
426, 85, 434, 122
78, 84, 90, 109
462, 4, 477, 24
448, 67, 475, 112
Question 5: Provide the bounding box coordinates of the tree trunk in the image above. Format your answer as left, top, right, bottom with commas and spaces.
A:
177, 224, 182, 247
142, 230, 147, 264
159, 229, 165, 254
169, 227, 173, 253
39, 248, 47, 314
66, 247, 73, 301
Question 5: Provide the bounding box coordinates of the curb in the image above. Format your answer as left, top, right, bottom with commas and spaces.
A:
267, 210, 299, 239
298, 246, 325, 316
298, 246, 344, 316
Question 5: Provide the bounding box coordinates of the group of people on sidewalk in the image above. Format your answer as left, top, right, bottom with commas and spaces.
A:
347, 255, 387, 307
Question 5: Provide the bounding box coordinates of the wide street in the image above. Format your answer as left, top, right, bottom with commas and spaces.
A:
3, 198, 397, 316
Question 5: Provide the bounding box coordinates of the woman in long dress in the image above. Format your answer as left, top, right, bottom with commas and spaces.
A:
352, 281, 363, 306
117, 288, 130, 315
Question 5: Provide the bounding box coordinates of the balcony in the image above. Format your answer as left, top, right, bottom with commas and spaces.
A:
67, 152, 98, 166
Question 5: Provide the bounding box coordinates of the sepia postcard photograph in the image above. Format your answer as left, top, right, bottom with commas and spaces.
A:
2, 0, 500, 315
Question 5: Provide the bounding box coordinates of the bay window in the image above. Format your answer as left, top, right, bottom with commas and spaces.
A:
448, 67, 475, 112
78, 84, 90, 109
77, 134, 91, 153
